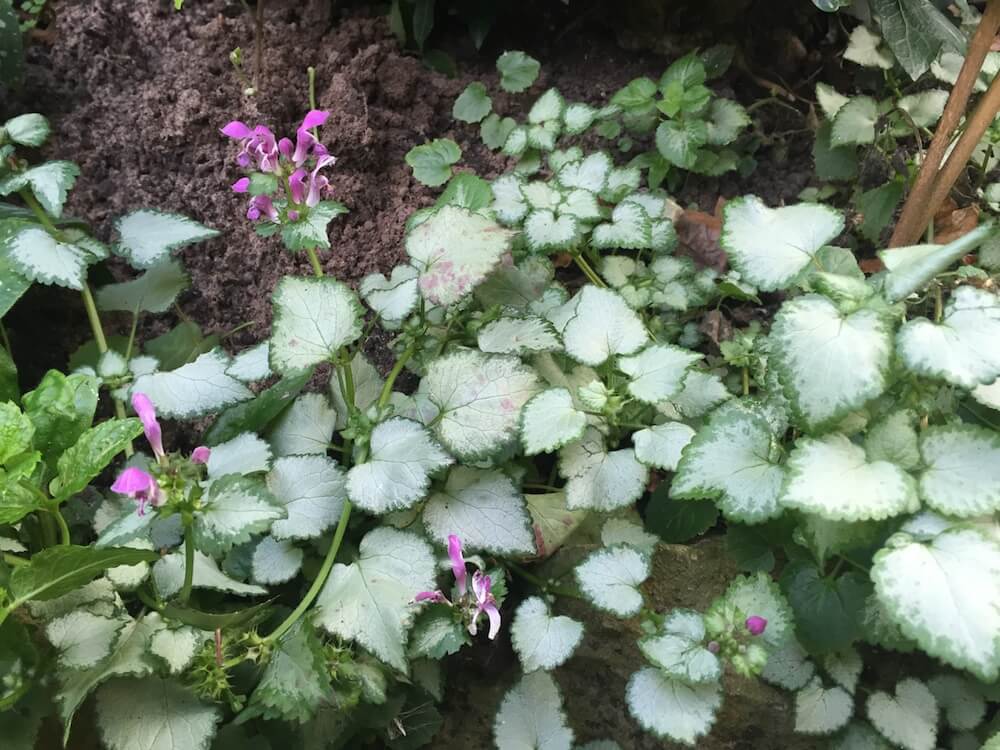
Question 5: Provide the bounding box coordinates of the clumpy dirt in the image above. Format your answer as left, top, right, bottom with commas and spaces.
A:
8, 0, 827, 746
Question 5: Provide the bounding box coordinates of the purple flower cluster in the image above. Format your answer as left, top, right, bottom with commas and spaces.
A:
416, 535, 502, 640
221, 110, 336, 224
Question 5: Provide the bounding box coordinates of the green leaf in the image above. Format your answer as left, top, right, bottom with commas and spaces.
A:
918, 424, 1000, 517
655, 119, 707, 169
782, 563, 868, 653
645, 485, 717, 543
626, 668, 720, 745
7, 545, 158, 606
114, 209, 218, 269
95, 676, 220, 750
866, 678, 938, 750
204, 369, 311, 446
405, 139, 461, 187
814, 121, 858, 181
0, 161, 79, 218
438, 172, 493, 211
856, 181, 904, 243
844, 25, 895, 68
96, 258, 189, 314
280, 201, 347, 251
721, 196, 845, 291
494, 672, 574, 750
143, 321, 213, 371
481, 113, 517, 150
3, 114, 49, 148
0, 400, 32, 465
153, 551, 266, 598
193, 475, 283, 556
453, 82, 492, 123
770, 295, 893, 431
315, 527, 435, 672
871, 0, 965, 80
496, 50, 540, 93
246, 621, 331, 724
423, 466, 534, 554
408, 604, 468, 659
0, 0, 22, 85
51, 418, 143, 501
412, 0, 434, 48
132, 349, 251, 419
269, 276, 363, 374
160, 601, 271, 632
419, 349, 540, 461
574, 545, 650, 617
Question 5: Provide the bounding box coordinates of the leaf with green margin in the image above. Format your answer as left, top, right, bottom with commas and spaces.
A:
131, 349, 251, 419
781, 563, 869, 654
269, 276, 363, 374
438, 173, 493, 212
408, 604, 469, 659
655, 119, 707, 170
245, 621, 330, 724
405, 139, 461, 187
510, 596, 583, 673
114, 209, 219, 269
918, 424, 1000, 517
639, 609, 721, 684
626, 668, 720, 745
494, 671, 574, 750
721, 572, 794, 649
51, 418, 143, 501
192, 475, 284, 556
831, 96, 878, 146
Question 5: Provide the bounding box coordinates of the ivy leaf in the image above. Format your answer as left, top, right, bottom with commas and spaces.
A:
419, 350, 540, 461
266, 392, 337, 457
478, 316, 561, 356
870, 0, 965, 80
114, 210, 218, 269
132, 349, 252, 419
453, 82, 492, 123
493, 672, 573, 750
655, 119, 707, 170
897, 286, 1000, 388
831, 96, 879, 146
639, 609, 721, 684
360, 265, 419, 328
153, 551, 267, 598
315, 527, 435, 672
770, 295, 893, 431
347, 418, 452, 513
251, 536, 303, 585
619, 344, 700, 404
510, 596, 584, 672
246, 621, 331, 724
866, 678, 938, 750
633, 422, 695, 471
872, 528, 1000, 681
918, 425, 1000, 517
794, 676, 854, 734
626, 668, 720, 745
51, 418, 143, 500
96, 258, 189, 314
782, 563, 868, 654
520, 388, 587, 455
422, 466, 534, 554
95, 676, 220, 750
559, 429, 648, 512
45, 610, 127, 669
720, 196, 844, 291
267, 454, 346, 540
405, 139, 461, 187
781, 433, 918, 522
193, 475, 284, 556
574, 545, 651, 617
280, 201, 347, 251
269, 276, 363, 374
496, 50, 541, 93
671, 403, 786, 524
562, 286, 648, 366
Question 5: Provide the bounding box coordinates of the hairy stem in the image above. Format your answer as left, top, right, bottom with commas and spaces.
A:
306, 246, 324, 277
179, 524, 196, 605
573, 253, 605, 288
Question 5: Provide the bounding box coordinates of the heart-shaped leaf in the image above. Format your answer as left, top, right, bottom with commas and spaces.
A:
511, 597, 584, 672
866, 678, 938, 750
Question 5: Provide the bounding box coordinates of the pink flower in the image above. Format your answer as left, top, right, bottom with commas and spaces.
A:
707, 640, 721, 654
247, 194, 279, 222
448, 534, 467, 595
190, 446, 211, 464
470, 571, 501, 640
131, 392, 164, 460
221, 121, 280, 173
291, 109, 330, 165
111, 467, 163, 516
231, 177, 250, 193
414, 590, 449, 604
745, 616, 768, 636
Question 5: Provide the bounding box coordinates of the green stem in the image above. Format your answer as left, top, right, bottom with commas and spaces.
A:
573, 253, 605, 288
80, 282, 109, 353
933, 284, 943, 323
522, 483, 563, 493
0, 321, 11, 358
265, 500, 352, 643
305, 246, 324, 277
0, 679, 31, 712
377, 340, 419, 409
742, 367, 750, 397
507, 561, 584, 600
340, 349, 355, 407
2, 552, 27, 567
179, 524, 196, 605
51, 508, 71, 546
20, 189, 62, 238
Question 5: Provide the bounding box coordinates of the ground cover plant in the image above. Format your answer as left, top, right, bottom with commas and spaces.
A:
2, 0, 1000, 748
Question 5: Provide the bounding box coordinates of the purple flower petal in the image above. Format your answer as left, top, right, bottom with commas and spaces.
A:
131, 392, 164, 459
300, 109, 330, 131
221, 120, 253, 138
414, 590, 448, 604
288, 169, 308, 205
111, 467, 157, 496
287, 210, 300, 222
745, 615, 768, 636
190, 446, 211, 464
472, 570, 491, 603
448, 535, 467, 596
278, 137, 294, 159
249, 195, 279, 222
483, 601, 502, 640
231, 177, 251, 193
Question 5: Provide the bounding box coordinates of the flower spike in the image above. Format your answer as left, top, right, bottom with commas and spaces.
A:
111, 467, 163, 516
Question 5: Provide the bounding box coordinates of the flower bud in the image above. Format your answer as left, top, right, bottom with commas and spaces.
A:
745, 615, 768, 636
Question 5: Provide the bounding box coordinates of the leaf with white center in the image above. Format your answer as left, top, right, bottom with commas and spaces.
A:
655, 119, 708, 170
872, 528, 1000, 681
626, 668, 720, 745
247, 621, 330, 724
4, 113, 51, 147
522, 181, 561, 210
359, 265, 419, 327
266, 454, 346, 540
795, 677, 854, 734
406, 205, 514, 307
193, 475, 283, 555
153, 551, 266, 598
761, 638, 815, 690
817, 83, 850, 118
592, 202, 652, 250
478, 316, 561, 356
520, 388, 586, 455
46, 610, 126, 669
706, 99, 749, 146
633, 421, 695, 472
668, 369, 731, 418
96, 677, 219, 750
880, 228, 997, 303
897, 90, 947, 128
720, 196, 844, 291
96, 258, 188, 314
560, 430, 648, 512
640, 609, 721, 684
114, 210, 218, 269
722, 572, 794, 648
619, 344, 700, 404
4, 226, 87, 289
491, 174, 527, 224
927, 675, 985, 731
503, 126, 529, 157
844, 25, 894, 68
267, 392, 336, 457
781, 433, 918, 522
866, 678, 938, 750
419, 350, 540, 461
557, 152, 612, 193
422, 466, 534, 554
511, 597, 584, 672
865, 410, 920, 469
601, 519, 658, 554
252, 536, 303, 585
131, 349, 251, 419
897, 286, 1000, 388
226, 343, 270, 382
671, 404, 785, 524
770, 295, 892, 430
270, 276, 363, 374
529, 88, 565, 123
149, 626, 203, 675
494, 671, 573, 750
524, 209, 579, 252
918, 425, 1000, 517
316, 527, 434, 672
562, 286, 648, 366
832, 97, 878, 146
823, 647, 862, 693
560, 188, 601, 221
563, 102, 596, 135
346, 418, 452, 513
206, 432, 272, 479
0, 161, 78, 217
574, 545, 650, 616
